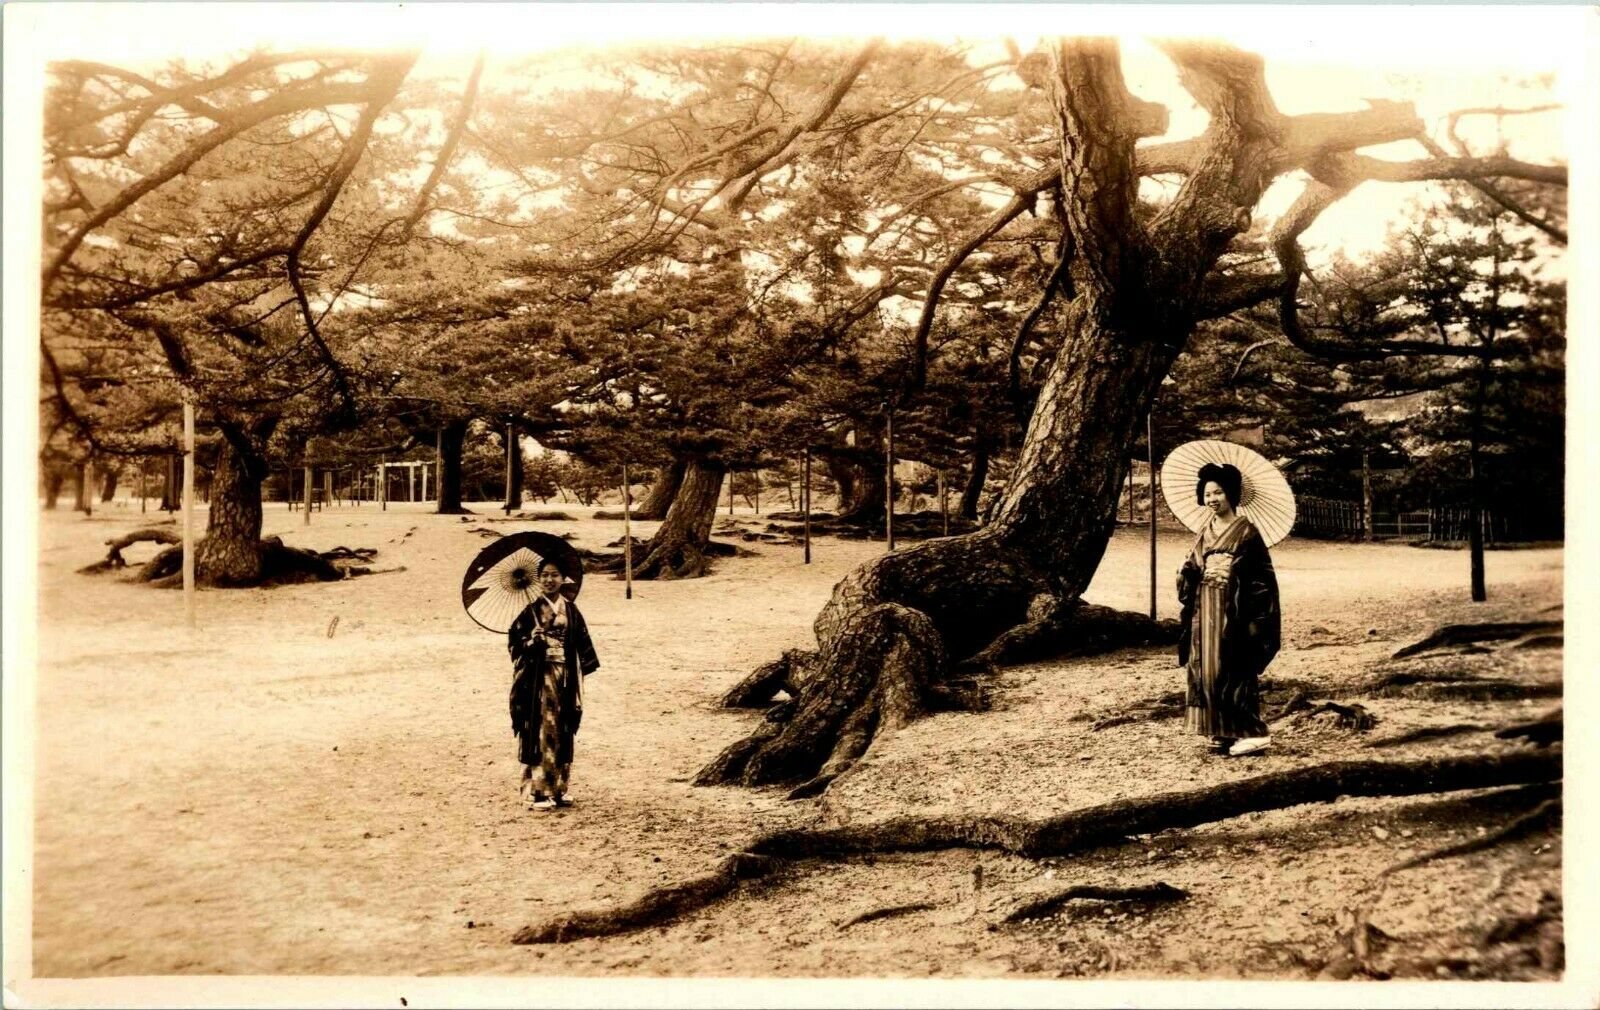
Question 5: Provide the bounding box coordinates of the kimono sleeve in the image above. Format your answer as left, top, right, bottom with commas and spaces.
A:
1235, 531, 1281, 667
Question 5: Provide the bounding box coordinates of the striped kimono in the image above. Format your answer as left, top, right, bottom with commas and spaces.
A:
1176, 516, 1281, 740
508, 594, 599, 798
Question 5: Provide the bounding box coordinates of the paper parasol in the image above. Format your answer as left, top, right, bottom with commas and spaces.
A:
1160, 439, 1296, 547
461, 531, 585, 634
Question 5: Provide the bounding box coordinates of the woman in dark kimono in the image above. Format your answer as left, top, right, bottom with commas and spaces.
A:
1176, 463, 1281, 757
508, 560, 600, 809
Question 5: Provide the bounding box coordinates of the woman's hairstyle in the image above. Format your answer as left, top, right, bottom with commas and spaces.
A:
538, 559, 565, 576
1195, 462, 1243, 507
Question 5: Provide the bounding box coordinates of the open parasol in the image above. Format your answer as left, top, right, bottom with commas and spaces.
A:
461, 530, 585, 634
1160, 439, 1296, 548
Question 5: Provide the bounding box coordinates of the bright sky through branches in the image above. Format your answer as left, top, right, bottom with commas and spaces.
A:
14, 3, 1577, 265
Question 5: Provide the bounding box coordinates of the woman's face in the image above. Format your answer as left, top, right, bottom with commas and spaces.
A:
1203, 481, 1231, 515
537, 564, 564, 595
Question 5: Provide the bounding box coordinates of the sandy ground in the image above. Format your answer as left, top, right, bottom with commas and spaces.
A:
28, 500, 1563, 979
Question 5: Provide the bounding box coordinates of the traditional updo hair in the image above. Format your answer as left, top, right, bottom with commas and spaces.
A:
1195, 462, 1243, 508
538, 559, 565, 577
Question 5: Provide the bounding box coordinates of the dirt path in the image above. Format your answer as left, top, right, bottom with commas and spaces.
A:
30, 503, 1562, 978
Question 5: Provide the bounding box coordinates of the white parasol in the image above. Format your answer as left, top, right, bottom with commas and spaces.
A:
1160, 439, 1296, 547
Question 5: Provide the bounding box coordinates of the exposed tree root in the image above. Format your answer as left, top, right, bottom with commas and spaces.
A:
1494, 710, 1562, 748
1392, 621, 1561, 659
78, 527, 180, 574
836, 901, 938, 930
998, 881, 1188, 923
1364, 723, 1491, 749
1273, 695, 1378, 732
719, 649, 817, 708
1509, 634, 1563, 651
510, 852, 778, 944
959, 599, 1180, 672
133, 538, 379, 586
1359, 670, 1560, 702
515, 750, 1560, 945
1384, 798, 1561, 874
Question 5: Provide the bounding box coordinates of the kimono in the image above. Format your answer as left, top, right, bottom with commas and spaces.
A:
1176, 516, 1281, 740
508, 594, 600, 797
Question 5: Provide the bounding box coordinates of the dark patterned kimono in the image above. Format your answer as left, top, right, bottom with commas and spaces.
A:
1176, 516, 1281, 740
508, 594, 600, 797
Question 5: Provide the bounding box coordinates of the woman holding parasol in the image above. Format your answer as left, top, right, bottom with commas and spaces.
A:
462, 532, 600, 810
1162, 441, 1293, 758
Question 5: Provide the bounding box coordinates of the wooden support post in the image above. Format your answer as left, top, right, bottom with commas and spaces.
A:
434, 428, 443, 508
380, 458, 387, 511
885, 404, 895, 552
303, 466, 313, 524
1361, 450, 1373, 543
139, 461, 147, 513
622, 463, 633, 601
409, 463, 417, 503
183, 398, 196, 628
803, 449, 812, 565
1148, 412, 1157, 622
324, 469, 334, 511
504, 423, 515, 514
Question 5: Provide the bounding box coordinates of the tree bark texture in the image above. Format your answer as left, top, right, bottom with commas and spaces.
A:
502, 425, 523, 511
525, 750, 1559, 944
833, 458, 886, 526
636, 459, 686, 520
72, 463, 90, 513
632, 457, 725, 580
435, 419, 470, 514
99, 467, 120, 503
196, 436, 268, 585
699, 38, 1563, 795
161, 455, 177, 511
44, 470, 66, 510
958, 444, 989, 521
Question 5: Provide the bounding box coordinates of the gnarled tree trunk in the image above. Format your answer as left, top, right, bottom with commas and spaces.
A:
435, 418, 470, 514
697, 39, 1281, 794
631, 457, 725, 580
72, 461, 92, 514
502, 424, 523, 511
959, 444, 989, 521
832, 457, 886, 526
44, 469, 66, 510
195, 435, 269, 585
636, 459, 686, 520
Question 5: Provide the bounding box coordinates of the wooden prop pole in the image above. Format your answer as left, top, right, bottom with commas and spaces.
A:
885, 405, 895, 552
622, 463, 634, 601
435, 428, 443, 509
1148, 412, 1157, 622
303, 466, 313, 524
803, 449, 811, 565
504, 423, 514, 514
380, 457, 387, 511
183, 398, 196, 628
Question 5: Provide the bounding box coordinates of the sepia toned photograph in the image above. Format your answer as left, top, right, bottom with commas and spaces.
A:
4, 3, 1596, 1006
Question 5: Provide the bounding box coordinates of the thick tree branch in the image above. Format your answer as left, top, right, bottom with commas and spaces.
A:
43, 78, 385, 294
904, 186, 1035, 393
284, 53, 417, 417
